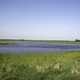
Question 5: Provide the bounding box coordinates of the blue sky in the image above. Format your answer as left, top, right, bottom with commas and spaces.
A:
0, 0, 80, 40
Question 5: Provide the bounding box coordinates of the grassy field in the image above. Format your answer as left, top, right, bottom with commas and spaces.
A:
0, 51, 80, 80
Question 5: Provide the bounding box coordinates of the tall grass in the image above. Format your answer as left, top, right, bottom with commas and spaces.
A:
0, 51, 80, 80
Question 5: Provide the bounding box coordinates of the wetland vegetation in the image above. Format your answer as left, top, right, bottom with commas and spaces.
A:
0, 51, 80, 80
0, 39, 80, 80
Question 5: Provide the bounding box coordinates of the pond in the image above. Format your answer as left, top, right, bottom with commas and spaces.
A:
0, 41, 80, 53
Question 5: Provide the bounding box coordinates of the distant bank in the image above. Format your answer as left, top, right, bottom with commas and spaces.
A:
0, 39, 80, 45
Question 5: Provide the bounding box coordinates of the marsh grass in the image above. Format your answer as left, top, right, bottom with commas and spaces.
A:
0, 51, 80, 80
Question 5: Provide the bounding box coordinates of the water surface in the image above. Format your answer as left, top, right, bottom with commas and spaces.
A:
0, 41, 80, 53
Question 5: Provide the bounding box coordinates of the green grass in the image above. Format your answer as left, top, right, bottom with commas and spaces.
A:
0, 51, 80, 80
0, 40, 16, 45
46, 40, 80, 44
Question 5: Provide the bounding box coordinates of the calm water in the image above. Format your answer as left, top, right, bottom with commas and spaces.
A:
0, 41, 80, 53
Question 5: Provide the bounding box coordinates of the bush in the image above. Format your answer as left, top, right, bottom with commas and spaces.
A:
75, 39, 80, 42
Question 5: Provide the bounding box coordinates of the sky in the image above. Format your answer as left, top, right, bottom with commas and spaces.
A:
0, 0, 80, 40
